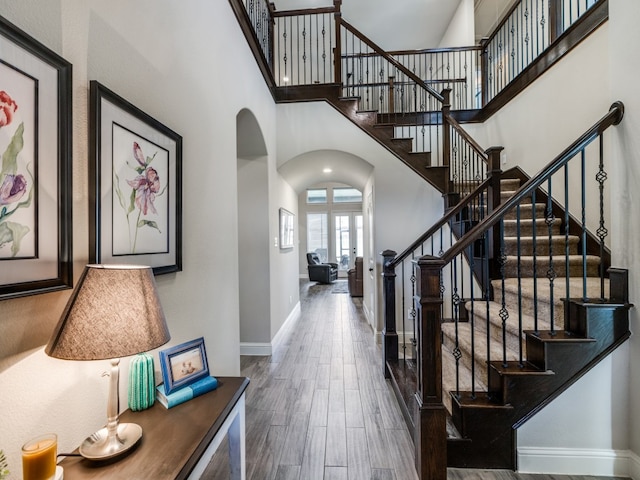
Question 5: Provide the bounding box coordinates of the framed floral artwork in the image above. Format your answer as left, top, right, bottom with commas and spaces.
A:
89, 81, 182, 275
0, 15, 73, 300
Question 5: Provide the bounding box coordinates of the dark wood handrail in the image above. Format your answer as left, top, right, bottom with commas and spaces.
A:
389, 177, 493, 269
441, 101, 624, 264
338, 18, 445, 104
388, 45, 483, 56
271, 6, 338, 17
447, 115, 489, 160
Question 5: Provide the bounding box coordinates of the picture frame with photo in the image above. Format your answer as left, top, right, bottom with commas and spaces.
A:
158, 337, 209, 395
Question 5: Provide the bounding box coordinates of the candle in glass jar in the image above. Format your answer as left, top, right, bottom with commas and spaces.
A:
22, 433, 57, 480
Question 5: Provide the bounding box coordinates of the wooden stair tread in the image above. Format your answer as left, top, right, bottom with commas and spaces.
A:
488, 360, 554, 376
451, 391, 514, 408
524, 329, 596, 342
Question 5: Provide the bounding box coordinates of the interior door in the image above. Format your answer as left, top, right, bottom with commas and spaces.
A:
333, 212, 363, 276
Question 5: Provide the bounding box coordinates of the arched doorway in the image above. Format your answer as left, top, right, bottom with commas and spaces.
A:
236, 109, 270, 350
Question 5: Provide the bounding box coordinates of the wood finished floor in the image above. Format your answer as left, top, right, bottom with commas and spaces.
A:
203, 280, 625, 480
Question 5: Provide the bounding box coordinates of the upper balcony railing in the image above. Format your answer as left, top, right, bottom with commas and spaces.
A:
255, 0, 603, 110
482, 0, 599, 104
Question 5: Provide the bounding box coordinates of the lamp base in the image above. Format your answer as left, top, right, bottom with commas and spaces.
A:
79, 422, 142, 460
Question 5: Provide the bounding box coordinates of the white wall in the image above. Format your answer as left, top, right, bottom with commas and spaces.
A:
238, 155, 271, 344
438, 0, 476, 48
269, 175, 300, 346
610, 0, 640, 477
0, 1, 279, 477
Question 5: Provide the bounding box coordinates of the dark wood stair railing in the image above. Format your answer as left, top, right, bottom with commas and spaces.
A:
383, 102, 627, 477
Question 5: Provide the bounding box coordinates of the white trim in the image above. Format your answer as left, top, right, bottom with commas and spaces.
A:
517, 447, 635, 477
239, 342, 272, 356
629, 450, 640, 479
239, 302, 301, 356
272, 302, 301, 352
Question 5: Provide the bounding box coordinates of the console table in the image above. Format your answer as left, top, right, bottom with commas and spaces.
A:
59, 376, 249, 479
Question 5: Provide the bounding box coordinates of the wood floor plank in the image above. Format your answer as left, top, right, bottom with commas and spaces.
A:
316, 363, 331, 390
345, 389, 365, 428
299, 426, 327, 479
364, 413, 395, 469
347, 427, 373, 480
385, 428, 420, 480
329, 378, 346, 414
248, 425, 287, 480
325, 412, 348, 467
324, 466, 349, 480
274, 465, 301, 480
309, 389, 329, 427
279, 411, 310, 466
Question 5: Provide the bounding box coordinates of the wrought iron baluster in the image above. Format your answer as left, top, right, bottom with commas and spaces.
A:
452, 251, 462, 398
401, 261, 407, 360
532, 190, 539, 332
296, 16, 300, 84
499, 219, 509, 366
581, 148, 587, 300
564, 164, 571, 302
517, 203, 524, 365
546, 178, 556, 333
468, 241, 476, 398
302, 16, 307, 84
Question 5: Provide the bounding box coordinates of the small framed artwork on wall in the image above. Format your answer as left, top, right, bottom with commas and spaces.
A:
279, 208, 294, 249
89, 81, 182, 275
0, 15, 73, 300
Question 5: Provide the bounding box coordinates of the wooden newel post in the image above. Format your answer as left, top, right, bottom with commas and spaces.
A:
486, 146, 503, 272
441, 88, 452, 196
549, 0, 563, 44
382, 250, 398, 378
268, 3, 276, 71
479, 37, 489, 108
414, 255, 447, 480
334, 0, 342, 85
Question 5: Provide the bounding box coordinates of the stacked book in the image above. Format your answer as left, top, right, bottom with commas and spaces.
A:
156, 376, 218, 409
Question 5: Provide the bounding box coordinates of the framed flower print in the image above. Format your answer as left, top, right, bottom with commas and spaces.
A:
0, 15, 73, 300
89, 81, 182, 275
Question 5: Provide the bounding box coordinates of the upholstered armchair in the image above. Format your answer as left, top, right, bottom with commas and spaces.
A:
348, 256, 363, 297
306, 253, 338, 284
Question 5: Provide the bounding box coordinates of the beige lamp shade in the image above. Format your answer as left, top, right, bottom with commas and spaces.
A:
45, 264, 171, 360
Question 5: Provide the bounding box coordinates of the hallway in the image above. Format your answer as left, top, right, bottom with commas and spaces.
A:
204, 281, 626, 480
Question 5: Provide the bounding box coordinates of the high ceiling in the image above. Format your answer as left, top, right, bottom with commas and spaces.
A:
271, 0, 464, 50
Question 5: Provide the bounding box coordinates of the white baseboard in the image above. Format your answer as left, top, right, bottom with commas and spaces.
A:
629, 450, 640, 479
240, 302, 301, 356
239, 342, 273, 356
272, 302, 301, 352
518, 447, 635, 477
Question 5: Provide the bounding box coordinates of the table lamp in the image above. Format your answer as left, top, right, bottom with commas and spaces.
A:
45, 264, 171, 460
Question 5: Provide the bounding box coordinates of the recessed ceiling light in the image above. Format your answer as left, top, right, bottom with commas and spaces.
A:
323, 168, 332, 173
283, 76, 290, 83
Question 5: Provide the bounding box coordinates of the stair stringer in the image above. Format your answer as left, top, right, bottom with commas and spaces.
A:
446, 298, 631, 469
274, 84, 449, 193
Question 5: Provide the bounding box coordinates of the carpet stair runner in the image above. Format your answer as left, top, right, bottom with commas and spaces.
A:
441, 178, 607, 415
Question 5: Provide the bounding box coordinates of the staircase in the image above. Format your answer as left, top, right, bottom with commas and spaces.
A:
229, 0, 625, 477
439, 175, 630, 468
